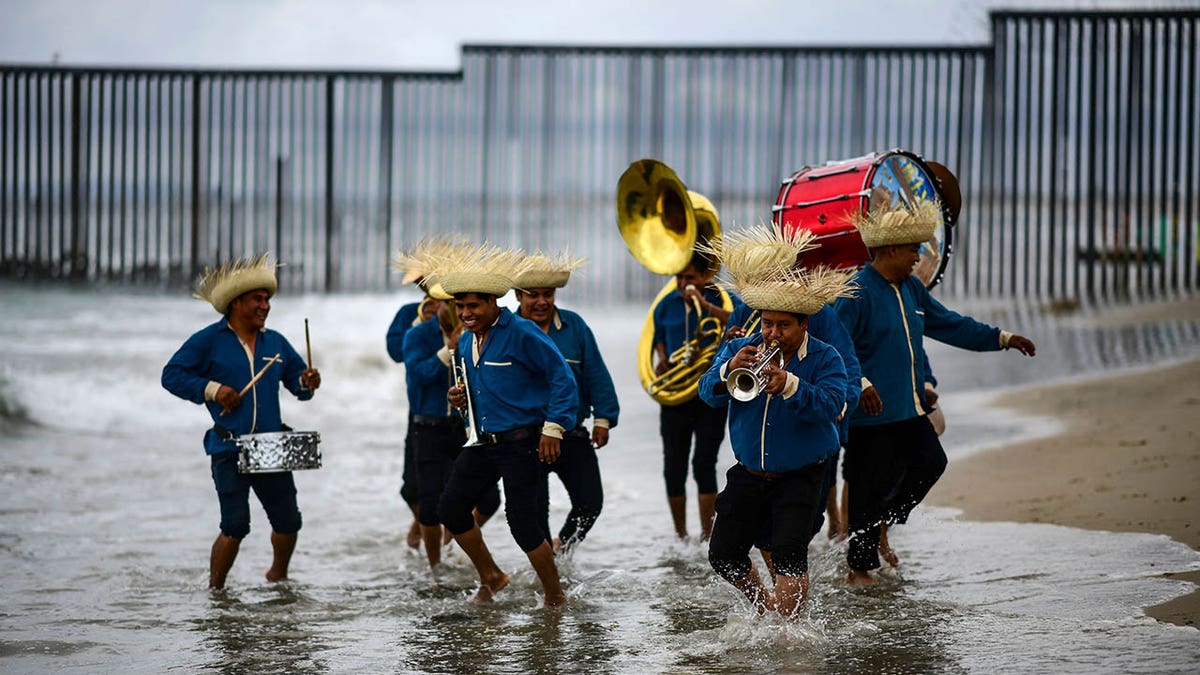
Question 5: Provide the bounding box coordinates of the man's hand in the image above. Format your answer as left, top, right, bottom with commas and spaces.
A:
447, 385, 467, 410
761, 365, 788, 395
1007, 334, 1036, 357
216, 385, 241, 414
301, 368, 321, 390
859, 386, 883, 415
727, 344, 760, 372
538, 435, 561, 463
591, 426, 610, 449
725, 323, 747, 341
924, 387, 939, 408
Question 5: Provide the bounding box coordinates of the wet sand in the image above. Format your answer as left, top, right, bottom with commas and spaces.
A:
928, 349, 1200, 629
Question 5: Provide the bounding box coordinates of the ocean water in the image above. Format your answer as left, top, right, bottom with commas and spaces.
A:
1, 285, 1198, 674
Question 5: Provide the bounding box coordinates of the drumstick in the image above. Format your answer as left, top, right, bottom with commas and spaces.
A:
240, 354, 282, 397
218, 353, 281, 417
304, 318, 313, 368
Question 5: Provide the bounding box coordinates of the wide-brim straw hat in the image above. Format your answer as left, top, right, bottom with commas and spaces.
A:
855, 198, 942, 248
737, 267, 856, 315
194, 254, 278, 314
513, 251, 587, 290
708, 223, 854, 314
393, 234, 472, 289
428, 243, 529, 297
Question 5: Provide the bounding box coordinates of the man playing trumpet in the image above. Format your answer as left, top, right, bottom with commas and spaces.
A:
698, 230, 854, 618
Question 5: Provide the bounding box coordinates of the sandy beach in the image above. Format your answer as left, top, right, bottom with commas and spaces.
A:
928, 302, 1200, 630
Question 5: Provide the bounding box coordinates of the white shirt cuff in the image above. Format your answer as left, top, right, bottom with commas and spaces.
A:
781, 372, 800, 399
924, 382, 936, 393
593, 418, 610, 429
719, 362, 728, 379
204, 381, 222, 401
541, 422, 565, 439
861, 376, 873, 391
1000, 330, 1013, 348
436, 346, 452, 366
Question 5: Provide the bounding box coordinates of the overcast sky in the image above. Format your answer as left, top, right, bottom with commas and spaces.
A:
1, 0, 1195, 70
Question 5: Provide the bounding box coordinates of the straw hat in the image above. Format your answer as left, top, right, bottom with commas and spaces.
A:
393, 235, 471, 300
194, 254, 278, 314
854, 197, 942, 249
710, 224, 855, 315
427, 242, 529, 297
513, 251, 587, 289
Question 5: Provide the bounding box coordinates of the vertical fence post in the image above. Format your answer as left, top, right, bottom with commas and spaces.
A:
324, 75, 335, 292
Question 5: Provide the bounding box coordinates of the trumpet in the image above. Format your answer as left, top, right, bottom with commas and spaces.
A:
725, 341, 782, 402
448, 348, 484, 447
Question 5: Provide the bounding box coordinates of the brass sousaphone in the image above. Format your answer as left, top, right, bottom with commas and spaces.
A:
616, 159, 734, 406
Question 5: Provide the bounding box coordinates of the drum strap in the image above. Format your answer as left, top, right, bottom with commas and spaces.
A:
213, 422, 292, 441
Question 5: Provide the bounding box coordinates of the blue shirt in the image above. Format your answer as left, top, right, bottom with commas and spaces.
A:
728, 303, 863, 443
386, 301, 421, 363
835, 265, 1002, 427
162, 319, 314, 455
699, 332, 846, 472
516, 307, 620, 429
653, 286, 745, 356
401, 317, 458, 419
456, 308, 579, 434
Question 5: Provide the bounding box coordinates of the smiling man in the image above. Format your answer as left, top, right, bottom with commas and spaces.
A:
430, 245, 579, 607
835, 199, 1036, 586
161, 254, 321, 590
514, 253, 619, 554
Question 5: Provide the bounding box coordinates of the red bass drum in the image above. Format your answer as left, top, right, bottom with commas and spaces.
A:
772, 149, 957, 289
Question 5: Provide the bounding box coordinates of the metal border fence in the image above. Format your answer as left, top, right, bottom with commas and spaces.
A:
1, 9, 1197, 304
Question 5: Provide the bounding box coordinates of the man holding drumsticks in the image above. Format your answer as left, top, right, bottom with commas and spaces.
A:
162, 254, 321, 590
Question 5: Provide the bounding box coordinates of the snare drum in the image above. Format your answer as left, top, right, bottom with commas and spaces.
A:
234, 431, 322, 474
772, 149, 955, 288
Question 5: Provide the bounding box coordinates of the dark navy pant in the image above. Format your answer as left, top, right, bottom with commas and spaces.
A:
660, 397, 727, 496
844, 415, 947, 571
709, 461, 826, 580
210, 451, 301, 539
546, 432, 604, 547
438, 431, 550, 553
412, 422, 500, 527
399, 413, 419, 506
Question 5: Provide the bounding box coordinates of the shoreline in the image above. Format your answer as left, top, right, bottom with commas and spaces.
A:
927, 356, 1200, 629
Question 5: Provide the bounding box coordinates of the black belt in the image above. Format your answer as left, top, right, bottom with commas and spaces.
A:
411, 414, 460, 428
739, 460, 822, 479
563, 427, 590, 441
475, 425, 541, 446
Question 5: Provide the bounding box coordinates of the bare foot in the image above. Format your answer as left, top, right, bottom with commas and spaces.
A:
552, 537, 564, 555
846, 570, 876, 586
469, 571, 511, 604
878, 525, 899, 567
544, 592, 568, 607
265, 567, 287, 583
406, 521, 421, 550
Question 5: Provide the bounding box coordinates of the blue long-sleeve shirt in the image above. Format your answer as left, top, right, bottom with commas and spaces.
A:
401, 317, 458, 419
699, 332, 846, 472
386, 301, 421, 363
653, 286, 745, 356
516, 307, 620, 430
162, 320, 314, 454
728, 303, 863, 443
835, 264, 1003, 427
457, 308, 579, 434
